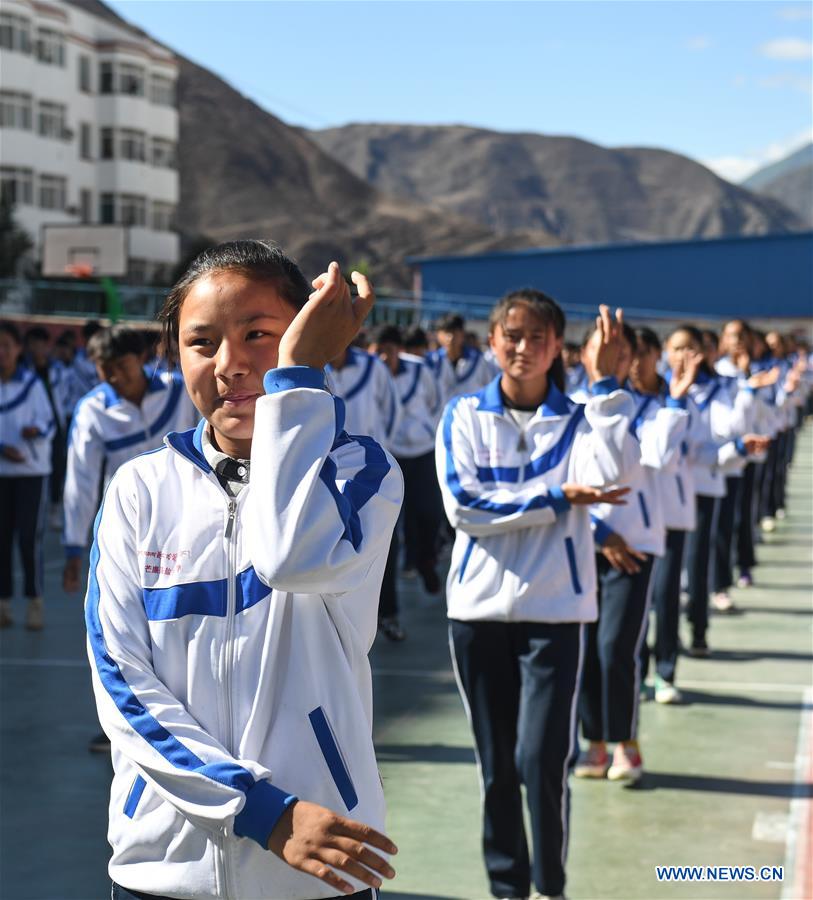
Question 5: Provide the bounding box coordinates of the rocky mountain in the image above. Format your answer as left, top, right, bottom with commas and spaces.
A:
743, 143, 813, 227
310, 124, 806, 244
64, 0, 557, 286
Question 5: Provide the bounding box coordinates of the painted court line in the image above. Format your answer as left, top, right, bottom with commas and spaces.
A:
781, 686, 813, 900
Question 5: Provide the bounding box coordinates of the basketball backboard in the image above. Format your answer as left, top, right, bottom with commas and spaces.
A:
41, 224, 128, 277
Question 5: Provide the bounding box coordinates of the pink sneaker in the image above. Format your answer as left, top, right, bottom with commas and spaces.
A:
573, 745, 609, 778
607, 743, 643, 783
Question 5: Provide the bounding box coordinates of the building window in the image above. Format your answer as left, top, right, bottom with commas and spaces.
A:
120, 129, 146, 162
100, 192, 116, 224
99, 61, 114, 94
100, 127, 115, 160
0, 13, 32, 54
150, 74, 176, 107
152, 201, 175, 232
119, 63, 145, 96
120, 194, 146, 226
37, 101, 68, 140
80, 123, 93, 160
0, 91, 33, 130
151, 137, 177, 169
39, 174, 67, 210
79, 55, 92, 93
0, 166, 34, 206
80, 189, 93, 224
35, 28, 65, 66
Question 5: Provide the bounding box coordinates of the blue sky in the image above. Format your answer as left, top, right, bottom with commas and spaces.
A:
107, 0, 813, 182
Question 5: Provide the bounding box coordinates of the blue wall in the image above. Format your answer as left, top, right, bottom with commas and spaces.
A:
410, 232, 813, 320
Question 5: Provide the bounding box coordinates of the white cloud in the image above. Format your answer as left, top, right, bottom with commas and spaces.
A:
758, 73, 812, 92
703, 127, 813, 183
685, 35, 712, 51
759, 38, 813, 60
777, 6, 813, 21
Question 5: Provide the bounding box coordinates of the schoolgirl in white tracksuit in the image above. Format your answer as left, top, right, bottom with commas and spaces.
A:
325, 345, 401, 447
63, 350, 198, 559
436, 290, 639, 900
570, 324, 687, 781
87, 242, 401, 900
429, 343, 494, 407
0, 322, 55, 629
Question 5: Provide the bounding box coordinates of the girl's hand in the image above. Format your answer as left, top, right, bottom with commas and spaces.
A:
747, 367, 780, 390
21, 426, 40, 439
669, 349, 704, 399
277, 263, 375, 370
742, 434, 771, 456
734, 350, 751, 374
588, 305, 625, 381
561, 484, 630, 506
1, 445, 25, 463
600, 532, 647, 574
268, 800, 397, 895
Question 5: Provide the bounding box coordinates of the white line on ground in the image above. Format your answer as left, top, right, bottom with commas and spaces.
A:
781, 686, 813, 900
753, 811, 790, 843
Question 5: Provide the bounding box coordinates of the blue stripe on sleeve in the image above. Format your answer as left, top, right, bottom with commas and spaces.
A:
263, 366, 326, 394
590, 514, 615, 546
400, 360, 423, 406
344, 354, 375, 401
86, 501, 294, 845
104, 380, 185, 452
308, 707, 358, 811
0, 374, 37, 413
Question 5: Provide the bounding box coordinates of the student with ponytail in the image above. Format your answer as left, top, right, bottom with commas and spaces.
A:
437, 291, 638, 900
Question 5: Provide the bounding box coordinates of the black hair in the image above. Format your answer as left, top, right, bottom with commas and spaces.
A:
434, 313, 465, 333
581, 321, 636, 351
24, 326, 50, 344
0, 321, 22, 344
158, 240, 310, 358
488, 288, 566, 391
375, 324, 404, 346
701, 329, 719, 348
86, 325, 147, 363
635, 326, 662, 353
82, 320, 102, 342
403, 326, 429, 350
55, 333, 74, 348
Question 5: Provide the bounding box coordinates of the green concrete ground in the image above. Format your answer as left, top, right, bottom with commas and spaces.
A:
1, 429, 811, 900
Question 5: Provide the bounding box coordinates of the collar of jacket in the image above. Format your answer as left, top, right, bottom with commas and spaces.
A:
475, 374, 573, 418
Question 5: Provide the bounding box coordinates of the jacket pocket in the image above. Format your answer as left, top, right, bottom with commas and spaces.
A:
458, 537, 477, 583
308, 707, 358, 812
637, 491, 651, 528
564, 536, 582, 595
123, 774, 146, 819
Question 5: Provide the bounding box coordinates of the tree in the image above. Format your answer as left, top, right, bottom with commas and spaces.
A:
0, 194, 33, 277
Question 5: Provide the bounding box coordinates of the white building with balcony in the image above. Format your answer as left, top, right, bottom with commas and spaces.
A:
0, 0, 180, 283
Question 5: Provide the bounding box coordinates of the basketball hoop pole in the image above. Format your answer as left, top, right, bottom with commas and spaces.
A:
100, 276, 123, 324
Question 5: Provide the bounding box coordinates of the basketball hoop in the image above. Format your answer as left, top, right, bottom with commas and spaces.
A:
64, 262, 96, 278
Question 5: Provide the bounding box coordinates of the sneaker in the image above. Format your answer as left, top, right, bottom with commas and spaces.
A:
573, 744, 609, 778
531, 894, 566, 900
737, 570, 753, 589
0, 599, 12, 628
761, 516, 776, 533
711, 591, 736, 613
607, 743, 643, 783
24, 596, 43, 631
688, 636, 710, 658
88, 731, 111, 753
415, 559, 441, 595
378, 617, 406, 642
776, 508, 786, 520
654, 675, 682, 705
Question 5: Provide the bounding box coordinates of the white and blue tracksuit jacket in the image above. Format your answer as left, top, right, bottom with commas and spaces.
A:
428, 346, 494, 407
436, 375, 640, 624
64, 369, 198, 554
85, 367, 403, 900
325, 347, 401, 448
584, 384, 689, 557
0, 367, 55, 477
388, 353, 442, 458
685, 372, 754, 498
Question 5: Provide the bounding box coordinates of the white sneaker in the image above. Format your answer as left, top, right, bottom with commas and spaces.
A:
712, 591, 736, 613
761, 516, 776, 532
607, 743, 643, 783
654, 676, 682, 705
776, 508, 786, 520
25, 596, 44, 631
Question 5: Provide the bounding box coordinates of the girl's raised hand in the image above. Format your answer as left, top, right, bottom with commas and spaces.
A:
278, 262, 375, 369
590, 305, 624, 381
670, 349, 703, 399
